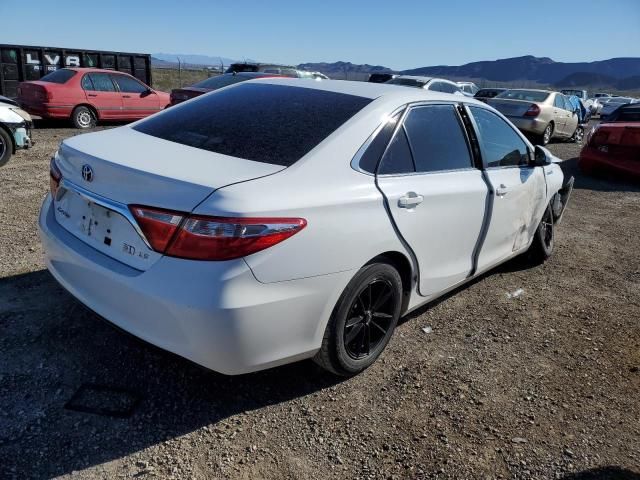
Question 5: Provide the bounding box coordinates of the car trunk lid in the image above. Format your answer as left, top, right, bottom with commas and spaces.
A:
487, 98, 537, 117
53, 126, 285, 270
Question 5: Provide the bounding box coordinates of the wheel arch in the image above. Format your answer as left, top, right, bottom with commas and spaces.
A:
72, 103, 99, 120
366, 251, 414, 313
0, 122, 16, 154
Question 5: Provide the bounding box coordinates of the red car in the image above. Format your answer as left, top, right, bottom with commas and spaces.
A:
170, 72, 283, 106
18, 68, 170, 129
579, 103, 640, 181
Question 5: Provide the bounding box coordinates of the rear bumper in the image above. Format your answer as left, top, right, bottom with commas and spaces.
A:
38, 195, 352, 374
506, 116, 548, 135
579, 147, 640, 181
20, 101, 72, 119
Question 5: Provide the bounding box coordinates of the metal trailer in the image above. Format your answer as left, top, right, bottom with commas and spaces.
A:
0, 44, 152, 98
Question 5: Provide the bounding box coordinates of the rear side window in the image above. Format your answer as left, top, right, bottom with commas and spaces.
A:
86, 73, 116, 92
404, 105, 472, 172
469, 106, 529, 168
39, 68, 76, 84
358, 112, 403, 173
553, 94, 566, 109
378, 128, 415, 175
112, 74, 147, 93
133, 83, 371, 166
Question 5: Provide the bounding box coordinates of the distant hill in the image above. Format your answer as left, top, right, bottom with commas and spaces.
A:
402, 55, 640, 84
554, 72, 640, 91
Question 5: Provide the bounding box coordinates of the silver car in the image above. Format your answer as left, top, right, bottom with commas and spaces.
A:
599, 97, 637, 119
386, 76, 465, 95
487, 89, 580, 145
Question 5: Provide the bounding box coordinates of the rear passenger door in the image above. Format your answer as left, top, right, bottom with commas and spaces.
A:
111, 74, 161, 118
82, 73, 122, 119
376, 103, 489, 296
467, 106, 546, 272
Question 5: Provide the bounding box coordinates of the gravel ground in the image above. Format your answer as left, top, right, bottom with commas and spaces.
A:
0, 120, 639, 480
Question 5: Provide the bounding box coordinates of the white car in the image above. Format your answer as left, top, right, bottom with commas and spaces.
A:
39, 79, 572, 376
457, 82, 480, 96
0, 95, 33, 167
386, 75, 465, 96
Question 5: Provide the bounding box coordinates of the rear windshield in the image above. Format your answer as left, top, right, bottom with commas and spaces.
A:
133, 83, 372, 166
192, 74, 256, 90
39, 68, 76, 84
496, 90, 550, 102
386, 78, 426, 88
610, 106, 640, 122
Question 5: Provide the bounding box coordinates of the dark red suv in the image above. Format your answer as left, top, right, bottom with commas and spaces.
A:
18, 68, 170, 128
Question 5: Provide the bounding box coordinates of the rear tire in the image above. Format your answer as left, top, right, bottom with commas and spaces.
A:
313, 263, 403, 376
539, 123, 553, 146
0, 127, 12, 167
527, 204, 554, 264
72, 106, 96, 129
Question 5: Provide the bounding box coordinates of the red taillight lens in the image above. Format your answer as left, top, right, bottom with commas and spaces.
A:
524, 104, 541, 117
49, 157, 62, 198
590, 129, 609, 147
167, 216, 307, 260
130, 207, 307, 261
130, 206, 184, 252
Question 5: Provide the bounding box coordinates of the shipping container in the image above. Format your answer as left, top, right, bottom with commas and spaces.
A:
0, 44, 152, 98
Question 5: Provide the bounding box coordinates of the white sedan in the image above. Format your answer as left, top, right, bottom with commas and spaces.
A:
39, 79, 572, 376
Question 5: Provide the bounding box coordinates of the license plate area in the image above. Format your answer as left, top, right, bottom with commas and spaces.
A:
53, 187, 160, 271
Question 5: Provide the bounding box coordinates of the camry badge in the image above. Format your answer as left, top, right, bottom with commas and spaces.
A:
81, 164, 94, 182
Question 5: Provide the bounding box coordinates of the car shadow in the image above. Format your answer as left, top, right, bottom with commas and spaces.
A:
559, 157, 640, 193
32, 118, 130, 130
560, 466, 640, 480
0, 270, 345, 478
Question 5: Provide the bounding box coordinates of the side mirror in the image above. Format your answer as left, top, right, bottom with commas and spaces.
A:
531, 145, 552, 166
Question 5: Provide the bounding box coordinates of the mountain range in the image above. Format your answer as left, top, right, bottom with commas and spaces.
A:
152, 54, 640, 91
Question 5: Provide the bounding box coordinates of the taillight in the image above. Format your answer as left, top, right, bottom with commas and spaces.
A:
130, 206, 306, 261
49, 157, 62, 198
524, 104, 541, 117
130, 206, 184, 252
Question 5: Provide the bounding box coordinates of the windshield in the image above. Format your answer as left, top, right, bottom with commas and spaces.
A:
133, 83, 372, 166
386, 78, 427, 88
496, 90, 550, 102
39, 68, 77, 84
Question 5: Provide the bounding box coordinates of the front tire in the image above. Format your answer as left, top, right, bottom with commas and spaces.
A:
527, 205, 554, 264
0, 128, 12, 167
72, 106, 96, 129
314, 263, 403, 376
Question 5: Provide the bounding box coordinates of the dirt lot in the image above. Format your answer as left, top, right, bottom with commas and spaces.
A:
0, 121, 639, 480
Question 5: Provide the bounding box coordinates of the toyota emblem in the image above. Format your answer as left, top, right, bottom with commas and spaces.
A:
81, 164, 94, 182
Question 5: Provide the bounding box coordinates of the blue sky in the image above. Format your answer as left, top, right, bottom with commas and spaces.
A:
1, 0, 638, 70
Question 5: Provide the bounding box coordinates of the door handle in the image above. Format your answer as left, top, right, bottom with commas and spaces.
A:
495, 184, 508, 197
398, 192, 424, 208
87, 94, 97, 97
122, 95, 131, 98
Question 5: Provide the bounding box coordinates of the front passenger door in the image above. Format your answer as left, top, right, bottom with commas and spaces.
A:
468, 106, 546, 273
111, 74, 161, 119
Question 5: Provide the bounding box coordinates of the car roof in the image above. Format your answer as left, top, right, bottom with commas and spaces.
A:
252, 78, 486, 105
64, 67, 133, 75
505, 88, 553, 93
393, 75, 434, 82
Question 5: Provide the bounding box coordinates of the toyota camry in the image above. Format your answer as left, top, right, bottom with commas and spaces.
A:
39, 79, 573, 376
